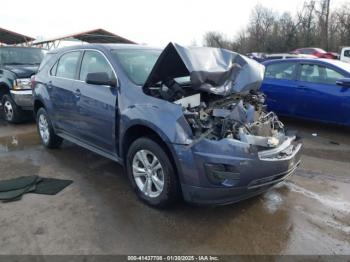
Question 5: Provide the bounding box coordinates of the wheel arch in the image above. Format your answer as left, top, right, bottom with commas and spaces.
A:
0, 82, 10, 100
121, 124, 180, 182
33, 99, 46, 116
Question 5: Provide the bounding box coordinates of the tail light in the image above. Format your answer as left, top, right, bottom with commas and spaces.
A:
30, 75, 36, 89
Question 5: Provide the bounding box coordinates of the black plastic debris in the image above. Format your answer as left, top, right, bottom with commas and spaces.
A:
0, 176, 73, 202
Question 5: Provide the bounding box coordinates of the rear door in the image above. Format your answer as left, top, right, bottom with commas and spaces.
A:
73, 50, 117, 153
48, 51, 82, 133
294, 62, 349, 124
261, 61, 298, 116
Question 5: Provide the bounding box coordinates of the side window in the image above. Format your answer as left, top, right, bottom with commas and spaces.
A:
55, 51, 81, 79
265, 62, 296, 80
344, 50, 350, 58
300, 64, 345, 84
303, 49, 314, 54
79, 51, 113, 81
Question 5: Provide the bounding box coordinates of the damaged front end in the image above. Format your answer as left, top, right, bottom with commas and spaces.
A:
142, 43, 302, 204
177, 91, 285, 149
143, 43, 297, 151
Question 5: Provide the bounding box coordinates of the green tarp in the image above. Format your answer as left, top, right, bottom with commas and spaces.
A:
0, 176, 73, 202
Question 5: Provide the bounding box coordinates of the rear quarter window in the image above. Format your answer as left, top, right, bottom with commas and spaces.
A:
38, 53, 53, 72
54, 51, 81, 79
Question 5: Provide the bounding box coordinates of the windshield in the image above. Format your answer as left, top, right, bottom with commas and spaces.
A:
111, 49, 161, 85
0, 47, 45, 65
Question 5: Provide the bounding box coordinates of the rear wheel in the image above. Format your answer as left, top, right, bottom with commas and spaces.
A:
36, 108, 63, 148
126, 137, 179, 207
1, 94, 23, 123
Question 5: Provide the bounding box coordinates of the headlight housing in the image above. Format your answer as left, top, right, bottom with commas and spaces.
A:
13, 78, 31, 90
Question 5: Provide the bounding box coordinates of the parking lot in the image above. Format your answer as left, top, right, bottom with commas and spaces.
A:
0, 117, 349, 255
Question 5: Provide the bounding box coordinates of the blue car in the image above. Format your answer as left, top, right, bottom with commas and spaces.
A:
33, 43, 302, 207
261, 58, 350, 125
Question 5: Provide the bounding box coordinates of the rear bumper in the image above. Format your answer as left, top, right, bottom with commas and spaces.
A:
10, 90, 33, 110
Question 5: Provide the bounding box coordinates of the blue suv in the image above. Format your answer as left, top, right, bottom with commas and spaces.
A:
33, 43, 302, 207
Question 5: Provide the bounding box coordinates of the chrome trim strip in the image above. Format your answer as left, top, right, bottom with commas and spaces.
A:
10, 90, 33, 95
247, 160, 300, 189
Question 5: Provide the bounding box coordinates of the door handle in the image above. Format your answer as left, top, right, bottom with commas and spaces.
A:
74, 89, 81, 97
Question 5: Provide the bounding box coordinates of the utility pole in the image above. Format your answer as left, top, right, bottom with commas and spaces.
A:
325, 0, 331, 50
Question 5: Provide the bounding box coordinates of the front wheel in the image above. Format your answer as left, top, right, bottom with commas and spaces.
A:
36, 108, 63, 148
126, 137, 179, 208
1, 94, 23, 123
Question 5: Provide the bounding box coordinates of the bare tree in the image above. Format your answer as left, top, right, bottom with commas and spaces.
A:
317, 0, 331, 49
203, 31, 232, 50
247, 4, 276, 51
203, 1, 350, 54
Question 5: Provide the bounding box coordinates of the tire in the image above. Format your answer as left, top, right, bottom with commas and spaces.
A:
36, 108, 63, 148
1, 94, 23, 123
126, 137, 179, 208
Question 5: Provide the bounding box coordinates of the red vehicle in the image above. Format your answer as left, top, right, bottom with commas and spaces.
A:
291, 48, 337, 59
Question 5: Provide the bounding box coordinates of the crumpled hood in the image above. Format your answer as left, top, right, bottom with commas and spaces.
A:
143, 42, 265, 95
3, 65, 38, 78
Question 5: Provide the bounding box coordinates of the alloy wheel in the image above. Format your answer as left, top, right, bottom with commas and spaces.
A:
132, 149, 165, 198
4, 101, 14, 121
38, 114, 50, 144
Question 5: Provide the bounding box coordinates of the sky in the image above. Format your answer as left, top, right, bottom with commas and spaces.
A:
0, 0, 347, 48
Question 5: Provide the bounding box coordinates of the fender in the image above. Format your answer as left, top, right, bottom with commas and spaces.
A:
33, 83, 54, 114
121, 118, 173, 145
0, 68, 17, 91
120, 103, 192, 146
0, 78, 13, 93
119, 119, 188, 183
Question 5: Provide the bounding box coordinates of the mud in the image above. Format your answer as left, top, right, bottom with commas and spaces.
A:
0, 118, 349, 255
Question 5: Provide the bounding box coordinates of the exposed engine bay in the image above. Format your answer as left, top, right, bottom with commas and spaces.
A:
148, 80, 286, 148
182, 92, 285, 147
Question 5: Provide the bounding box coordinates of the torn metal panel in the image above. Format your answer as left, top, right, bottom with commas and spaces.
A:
143, 42, 265, 96
174, 93, 201, 108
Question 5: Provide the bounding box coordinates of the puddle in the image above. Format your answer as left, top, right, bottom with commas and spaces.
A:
295, 205, 350, 236
0, 157, 40, 180
263, 190, 283, 214
302, 148, 350, 163
307, 212, 350, 235
285, 180, 350, 213
0, 132, 40, 152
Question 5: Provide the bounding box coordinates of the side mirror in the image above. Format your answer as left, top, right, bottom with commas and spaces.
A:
86, 72, 116, 87
336, 78, 350, 88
